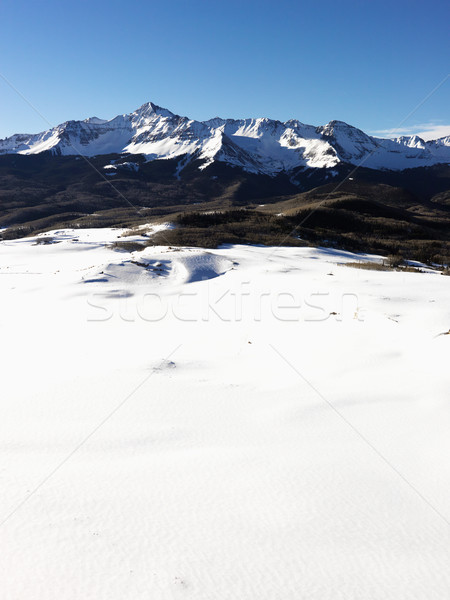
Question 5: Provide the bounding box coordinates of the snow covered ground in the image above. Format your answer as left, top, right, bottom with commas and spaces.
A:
1, 227, 450, 599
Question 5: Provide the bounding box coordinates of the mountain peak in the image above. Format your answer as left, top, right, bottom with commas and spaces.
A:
134, 101, 175, 119
327, 119, 351, 127
395, 135, 426, 149
322, 120, 364, 133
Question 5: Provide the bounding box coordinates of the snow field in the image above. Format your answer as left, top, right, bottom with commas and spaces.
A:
0, 227, 449, 599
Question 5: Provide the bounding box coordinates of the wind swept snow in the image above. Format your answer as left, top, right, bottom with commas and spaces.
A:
1, 228, 450, 599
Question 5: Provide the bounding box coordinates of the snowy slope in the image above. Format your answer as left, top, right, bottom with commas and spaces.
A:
1, 228, 450, 599
0, 101, 449, 174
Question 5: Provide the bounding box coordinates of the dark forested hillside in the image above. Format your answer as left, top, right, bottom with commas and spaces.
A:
0, 153, 449, 263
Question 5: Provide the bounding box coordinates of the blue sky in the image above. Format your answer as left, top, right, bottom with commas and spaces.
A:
0, 0, 449, 139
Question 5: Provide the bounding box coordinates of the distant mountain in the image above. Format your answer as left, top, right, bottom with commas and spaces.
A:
1, 102, 449, 175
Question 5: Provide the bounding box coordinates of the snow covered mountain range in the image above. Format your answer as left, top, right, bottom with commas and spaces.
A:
1, 102, 449, 176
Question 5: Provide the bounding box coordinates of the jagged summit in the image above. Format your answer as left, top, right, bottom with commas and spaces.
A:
0, 102, 449, 175
395, 135, 426, 148
133, 101, 175, 119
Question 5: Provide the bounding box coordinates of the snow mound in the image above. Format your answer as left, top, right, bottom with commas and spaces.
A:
82, 259, 171, 288
81, 249, 232, 289
164, 249, 233, 284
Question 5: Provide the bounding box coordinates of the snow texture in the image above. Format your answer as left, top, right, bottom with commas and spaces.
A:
1, 227, 450, 599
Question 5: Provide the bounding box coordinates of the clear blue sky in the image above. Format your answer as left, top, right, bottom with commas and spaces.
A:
0, 0, 449, 139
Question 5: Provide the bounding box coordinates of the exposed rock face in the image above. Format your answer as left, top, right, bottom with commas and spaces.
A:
1, 102, 449, 175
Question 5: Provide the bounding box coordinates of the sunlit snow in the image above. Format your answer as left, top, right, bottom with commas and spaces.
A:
1, 227, 450, 599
